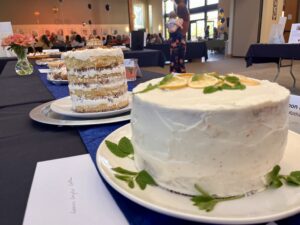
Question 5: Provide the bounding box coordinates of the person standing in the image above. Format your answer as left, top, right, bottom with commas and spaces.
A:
170, 0, 190, 73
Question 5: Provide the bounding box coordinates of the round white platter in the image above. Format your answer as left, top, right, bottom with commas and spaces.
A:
50, 93, 131, 119
96, 124, 300, 224
29, 101, 130, 126
47, 75, 68, 85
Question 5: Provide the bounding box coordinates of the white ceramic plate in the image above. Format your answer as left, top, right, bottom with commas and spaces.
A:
47, 73, 68, 85
96, 124, 300, 224
50, 94, 132, 119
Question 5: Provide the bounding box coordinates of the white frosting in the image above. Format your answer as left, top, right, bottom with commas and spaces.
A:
71, 93, 128, 108
69, 79, 126, 91
62, 48, 123, 61
131, 78, 290, 196
68, 65, 125, 78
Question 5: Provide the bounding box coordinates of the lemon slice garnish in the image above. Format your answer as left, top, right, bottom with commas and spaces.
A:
177, 73, 195, 80
159, 76, 188, 90
231, 74, 260, 86
188, 74, 220, 89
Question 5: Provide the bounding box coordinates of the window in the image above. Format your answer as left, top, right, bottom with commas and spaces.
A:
134, 4, 145, 30
189, 0, 205, 9
190, 12, 205, 21
207, 0, 219, 5
163, 0, 219, 40
164, 0, 175, 14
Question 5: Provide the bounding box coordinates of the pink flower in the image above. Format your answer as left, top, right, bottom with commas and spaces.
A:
1, 33, 35, 47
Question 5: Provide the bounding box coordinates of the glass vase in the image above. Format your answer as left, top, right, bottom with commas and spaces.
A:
14, 49, 33, 76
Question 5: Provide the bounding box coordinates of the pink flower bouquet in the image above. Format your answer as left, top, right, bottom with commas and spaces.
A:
1, 34, 35, 75
1, 34, 35, 58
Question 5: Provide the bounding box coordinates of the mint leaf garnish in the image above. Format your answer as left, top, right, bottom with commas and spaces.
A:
203, 75, 246, 94
105, 140, 129, 158
203, 86, 221, 94
112, 167, 157, 190
135, 170, 157, 190
224, 76, 239, 84
286, 171, 300, 186
136, 74, 174, 94
105, 137, 134, 159
191, 74, 203, 81
112, 167, 138, 175
266, 165, 283, 188
137, 83, 159, 94
118, 137, 134, 155
265, 165, 300, 188
191, 195, 218, 212
159, 74, 173, 85
191, 184, 244, 212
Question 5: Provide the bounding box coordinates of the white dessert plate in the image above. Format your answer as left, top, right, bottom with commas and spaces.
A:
29, 101, 130, 126
96, 124, 300, 225
47, 73, 68, 85
50, 94, 132, 119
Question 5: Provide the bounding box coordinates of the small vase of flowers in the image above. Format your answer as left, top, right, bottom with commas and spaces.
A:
1, 34, 35, 75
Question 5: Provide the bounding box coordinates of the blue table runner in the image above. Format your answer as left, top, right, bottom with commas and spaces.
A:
37, 66, 298, 225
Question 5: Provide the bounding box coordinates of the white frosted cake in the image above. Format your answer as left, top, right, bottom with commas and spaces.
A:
62, 48, 129, 112
131, 74, 290, 197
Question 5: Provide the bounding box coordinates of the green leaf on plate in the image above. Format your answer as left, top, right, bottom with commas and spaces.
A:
135, 170, 157, 190
286, 171, 300, 186
112, 167, 138, 175
191, 184, 245, 212
115, 174, 132, 182
266, 165, 282, 188
191, 195, 218, 212
105, 140, 128, 158
118, 137, 134, 155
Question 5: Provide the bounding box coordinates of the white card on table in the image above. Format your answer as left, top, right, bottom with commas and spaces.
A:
289, 95, 300, 134
38, 69, 51, 74
23, 154, 128, 225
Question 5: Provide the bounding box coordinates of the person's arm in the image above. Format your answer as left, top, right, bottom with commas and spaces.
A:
175, 18, 183, 29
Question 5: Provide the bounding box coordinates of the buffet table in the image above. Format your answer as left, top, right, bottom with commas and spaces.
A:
123, 49, 166, 67
245, 44, 300, 88
0, 61, 299, 225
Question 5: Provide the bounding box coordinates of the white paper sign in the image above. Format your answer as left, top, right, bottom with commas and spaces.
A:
288, 23, 300, 43
289, 95, 300, 134
0, 21, 15, 57
23, 155, 128, 225
38, 69, 51, 74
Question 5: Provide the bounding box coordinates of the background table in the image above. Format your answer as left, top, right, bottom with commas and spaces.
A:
124, 49, 166, 67
0, 61, 299, 225
146, 41, 208, 61
245, 44, 300, 88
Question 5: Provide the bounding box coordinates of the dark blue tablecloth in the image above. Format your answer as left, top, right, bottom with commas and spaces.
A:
124, 49, 166, 67
37, 66, 299, 225
245, 44, 300, 67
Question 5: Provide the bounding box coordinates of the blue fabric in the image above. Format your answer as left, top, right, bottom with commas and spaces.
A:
36, 65, 298, 225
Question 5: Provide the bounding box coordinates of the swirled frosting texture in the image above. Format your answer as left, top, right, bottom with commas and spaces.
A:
131, 78, 290, 196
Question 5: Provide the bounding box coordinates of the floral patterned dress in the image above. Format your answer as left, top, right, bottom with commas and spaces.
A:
170, 36, 187, 73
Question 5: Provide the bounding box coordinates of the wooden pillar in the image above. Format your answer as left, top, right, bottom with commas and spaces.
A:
128, 0, 134, 31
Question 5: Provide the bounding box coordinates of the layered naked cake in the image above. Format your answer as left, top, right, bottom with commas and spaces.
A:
131, 73, 290, 197
62, 48, 129, 112
47, 60, 68, 80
